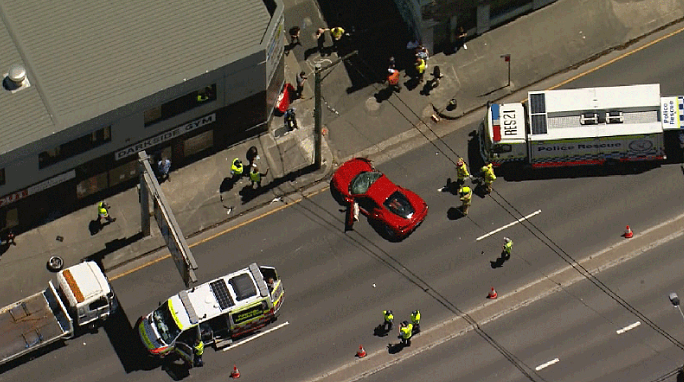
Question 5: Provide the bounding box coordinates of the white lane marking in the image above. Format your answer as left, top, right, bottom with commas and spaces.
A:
307, 213, 684, 382
616, 321, 641, 334
535, 358, 559, 371
476, 210, 542, 241
222, 321, 289, 351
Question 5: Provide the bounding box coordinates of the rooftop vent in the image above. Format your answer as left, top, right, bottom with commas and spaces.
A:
3, 63, 31, 92
606, 111, 624, 124
580, 112, 599, 125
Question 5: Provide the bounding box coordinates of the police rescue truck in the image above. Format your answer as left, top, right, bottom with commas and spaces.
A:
480, 83, 684, 169
138, 263, 284, 356
0, 261, 117, 366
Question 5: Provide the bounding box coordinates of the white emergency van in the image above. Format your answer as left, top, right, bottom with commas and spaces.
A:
480, 84, 684, 169
138, 263, 283, 356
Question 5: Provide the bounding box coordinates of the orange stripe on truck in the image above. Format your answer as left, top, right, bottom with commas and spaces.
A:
62, 269, 85, 303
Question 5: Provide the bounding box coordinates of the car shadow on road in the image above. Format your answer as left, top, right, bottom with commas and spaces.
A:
104, 307, 161, 373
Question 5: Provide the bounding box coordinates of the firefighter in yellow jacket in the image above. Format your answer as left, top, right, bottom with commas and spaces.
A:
400, 321, 413, 346
481, 163, 496, 194
455, 158, 470, 187
459, 186, 472, 216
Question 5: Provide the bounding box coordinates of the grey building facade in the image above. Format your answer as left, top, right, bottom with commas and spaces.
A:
0, 0, 285, 231
393, 0, 557, 52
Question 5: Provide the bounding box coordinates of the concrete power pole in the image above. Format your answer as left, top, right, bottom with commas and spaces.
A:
314, 64, 323, 169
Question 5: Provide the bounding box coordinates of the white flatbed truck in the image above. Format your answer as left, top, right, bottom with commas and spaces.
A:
0, 261, 117, 365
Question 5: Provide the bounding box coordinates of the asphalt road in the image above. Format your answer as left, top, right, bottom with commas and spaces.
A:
362, 235, 684, 382
3, 14, 684, 382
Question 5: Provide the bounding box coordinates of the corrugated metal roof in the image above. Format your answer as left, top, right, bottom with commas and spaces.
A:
0, 0, 271, 156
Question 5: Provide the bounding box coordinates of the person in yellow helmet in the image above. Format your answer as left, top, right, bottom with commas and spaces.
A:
481, 163, 496, 194
400, 320, 413, 346
231, 158, 244, 177
502, 237, 513, 259
459, 186, 472, 216
329, 26, 345, 50
415, 57, 426, 83
382, 310, 394, 332
455, 158, 470, 188
410, 310, 421, 334
97, 201, 115, 225
250, 165, 269, 189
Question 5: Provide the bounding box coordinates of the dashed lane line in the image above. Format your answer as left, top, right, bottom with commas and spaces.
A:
535, 358, 560, 371
476, 209, 542, 241
222, 321, 290, 351
616, 321, 641, 335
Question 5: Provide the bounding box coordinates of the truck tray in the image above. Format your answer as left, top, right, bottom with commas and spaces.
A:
0, 289, 70, 364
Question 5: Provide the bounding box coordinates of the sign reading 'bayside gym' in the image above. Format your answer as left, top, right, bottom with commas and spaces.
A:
115, 113, 216, 161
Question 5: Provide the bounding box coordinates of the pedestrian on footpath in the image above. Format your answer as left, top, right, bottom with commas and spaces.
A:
4, 230, 15, 246
246, 146, 259, 170
415, 45, 429, 61
289, 26, 301, 46
410, 310, 421, 334
455, 157, 470, 188
157, 157, 171, 182
415, 57, 426, 83
316, 28, 326, 54
250, 165, 269, 189
382, 310, 394, 332
459, 186, 472, 216
388, 56, 396, 70
296, 71, 307, 98
329, 26, 345, 50
399, 321, 413, 346
97, 201, 115, 225
387, 68, 401, 93
457, 26, 468, 51
230, 158, 244, 181
284, 108, 298, 130
502, 237, 513, 259
481, 163, 496, 194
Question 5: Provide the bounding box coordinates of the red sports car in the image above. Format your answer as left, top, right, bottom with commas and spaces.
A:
331, 158, 428, 239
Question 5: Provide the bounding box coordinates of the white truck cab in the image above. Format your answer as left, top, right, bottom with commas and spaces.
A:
481, 102, 527, 166
56, 261, 117, 326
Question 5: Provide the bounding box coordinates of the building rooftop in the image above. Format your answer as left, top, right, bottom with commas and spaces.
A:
0, 0, 272, 156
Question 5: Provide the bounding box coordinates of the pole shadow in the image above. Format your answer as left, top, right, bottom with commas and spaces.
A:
239, 163, 319, 204
84, 232, 145, 270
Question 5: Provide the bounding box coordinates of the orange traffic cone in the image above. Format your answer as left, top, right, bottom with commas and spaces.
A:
231, 364, 240, 379
356, 345, 367, 358
487, 287, 498, 299
624, 225, 633, 239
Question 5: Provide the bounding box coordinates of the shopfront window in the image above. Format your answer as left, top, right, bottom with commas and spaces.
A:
39, 127, 111, 169
144, 84, 217, 126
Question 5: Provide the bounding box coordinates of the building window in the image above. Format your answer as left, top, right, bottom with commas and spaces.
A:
39, 126, 111, 169
144, 84, 217, 127
0, 168, 4, 186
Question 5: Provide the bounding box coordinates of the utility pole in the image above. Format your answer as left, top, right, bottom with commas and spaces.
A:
314, 63, 322, 169
314, 50, 358, 169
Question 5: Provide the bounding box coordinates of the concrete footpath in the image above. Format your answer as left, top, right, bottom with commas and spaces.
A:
1, 0, 683, 302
